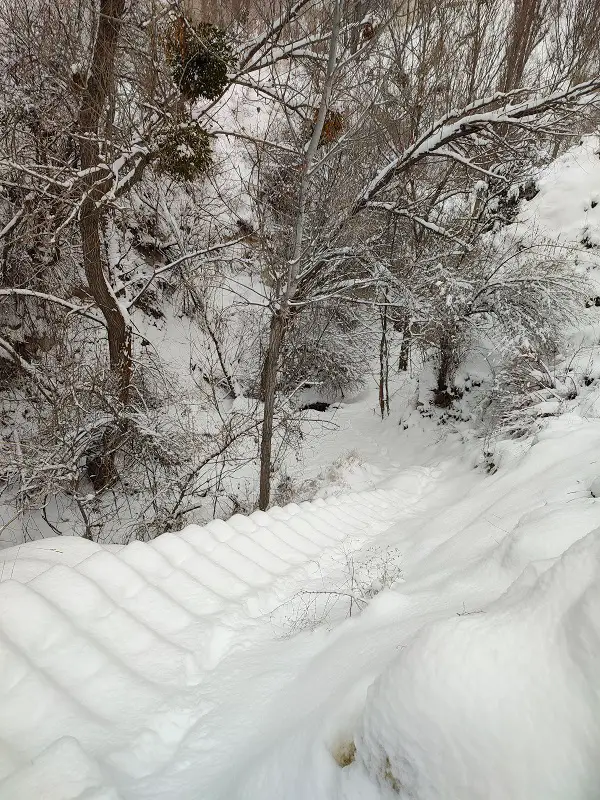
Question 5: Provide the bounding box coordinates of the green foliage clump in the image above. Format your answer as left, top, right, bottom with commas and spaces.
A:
155, 124, 212, 181
165, 18, 236, 101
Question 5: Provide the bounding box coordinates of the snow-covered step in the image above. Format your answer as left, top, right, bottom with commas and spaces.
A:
31, 565, 194, 686
0, 737, 121, 800
0, 475, 434, 797
77, 550, 202, 646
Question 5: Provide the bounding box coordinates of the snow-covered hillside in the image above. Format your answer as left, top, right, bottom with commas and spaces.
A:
2, 402, 600, 800
2, 138, 600, 799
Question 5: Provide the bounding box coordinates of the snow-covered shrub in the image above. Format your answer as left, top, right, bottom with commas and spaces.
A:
466, 239, 589, 438
155, 124, 213, 181
271, 472, 319, 507
484, 347, 572, 440
320, 450, 362, 489
466, 246, 587, 349
165, 18, 236, 101
0, 325, 263, 542
274, 544, 403, 636
410, 235, 588, 412
481, 177, 539, 233
256, 145, 303, 241
279, 304, 373, 400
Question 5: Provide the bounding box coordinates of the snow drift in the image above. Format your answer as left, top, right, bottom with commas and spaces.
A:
3, 411, 600, 800
2, 138, 600, 799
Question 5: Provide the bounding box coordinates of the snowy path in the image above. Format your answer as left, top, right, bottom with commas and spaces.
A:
4, 134, 600, 800
0, 463, 440, 800
3, 406, 600, 799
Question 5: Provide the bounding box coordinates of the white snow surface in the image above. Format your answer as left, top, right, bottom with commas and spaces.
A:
3, 140, 600, 799
2, 404, 600, 799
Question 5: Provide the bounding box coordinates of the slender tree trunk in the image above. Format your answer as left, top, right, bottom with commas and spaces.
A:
348, 0, 366, 54
378, 293, 389, 418
258, 0, 341, 510
80, 202, 131, 397
78, 0, 131, 404
500, 0, 546, 92
76, 0, 130, 491
398, 332, 410, 372
433, 331, 454, 408
258, 310, 286, 509
396, 314, 411, 372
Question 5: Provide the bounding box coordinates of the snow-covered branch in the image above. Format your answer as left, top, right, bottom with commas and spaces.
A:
351, 79, 600, 214
0, 288, 105, 325
365, 203, 472, 250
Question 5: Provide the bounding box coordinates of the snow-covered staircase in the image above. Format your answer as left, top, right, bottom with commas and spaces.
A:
0, 471, 434, 799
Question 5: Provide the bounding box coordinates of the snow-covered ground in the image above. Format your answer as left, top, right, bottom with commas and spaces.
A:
3, 391, 600, 799
2, 139, 600, 799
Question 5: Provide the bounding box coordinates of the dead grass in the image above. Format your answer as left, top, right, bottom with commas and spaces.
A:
332, 740, 356, 768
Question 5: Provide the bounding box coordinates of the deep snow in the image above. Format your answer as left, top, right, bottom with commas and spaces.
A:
3, 402, 600, 799
2, 139, 600, 799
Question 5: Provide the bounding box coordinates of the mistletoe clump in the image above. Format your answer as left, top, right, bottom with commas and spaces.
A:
165, 18, 236, 101
319, 109, 345, 144
155, 124, 212, 181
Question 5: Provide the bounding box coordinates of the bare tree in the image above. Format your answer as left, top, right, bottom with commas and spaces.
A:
500, 0, 550, 92
1, 0, 599, 543
258, 0, 343, 509
78, 0, 131, 404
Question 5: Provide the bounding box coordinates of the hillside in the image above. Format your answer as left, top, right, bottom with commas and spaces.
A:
2, 2, 600, 797
2, 138, 600, 797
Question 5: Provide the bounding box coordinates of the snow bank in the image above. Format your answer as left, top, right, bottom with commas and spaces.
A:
2, 414, 600, 799
3, 138, 600, 800
519, 134, 600, 249
0, 474, 434, 798
189, 413, 600, 800
358, 529, 600, 800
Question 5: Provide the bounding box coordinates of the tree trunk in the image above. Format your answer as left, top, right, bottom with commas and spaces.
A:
378, 296, 389, 419
396, 314, 411, 372
500, 0, 546, 92
78, 0, 131, 404
348, 0, 366, 54
433, 332, 454, 408
258, 310, 286, 510
257, 0, 341, 510
80, 200, 131, 400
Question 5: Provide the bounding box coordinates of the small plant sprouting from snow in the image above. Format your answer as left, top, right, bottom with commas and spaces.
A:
271, 472, 319, 507
271, 451, 362, 506
322, 450, 362, 491
273, 544, 403, 637
357, 545, 404, 599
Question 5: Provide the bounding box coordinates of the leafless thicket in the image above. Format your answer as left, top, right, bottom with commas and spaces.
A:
0, 0, 599, 541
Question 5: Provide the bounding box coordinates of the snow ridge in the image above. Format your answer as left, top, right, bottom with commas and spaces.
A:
0, 470, 434, 799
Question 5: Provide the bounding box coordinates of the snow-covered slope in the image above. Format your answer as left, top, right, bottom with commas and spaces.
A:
2, 410, 600, 799
2, 139, 600, 800
0, 463, 438, 799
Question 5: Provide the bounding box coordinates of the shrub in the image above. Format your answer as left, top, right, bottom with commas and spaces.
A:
279, 304, 371, 400
155, 124, 213, 181
483, 347, 568, 440
272, 544, 403, 636
165, 18, 236, 101
313, 109, 345, 145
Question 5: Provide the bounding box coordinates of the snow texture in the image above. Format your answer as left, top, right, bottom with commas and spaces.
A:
0, 468, 433, 798
3, 409, 600, 799
2, 137, 600, 800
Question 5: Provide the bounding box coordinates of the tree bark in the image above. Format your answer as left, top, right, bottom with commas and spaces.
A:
433, 331, 454, 408
257, 0, 342, 510
78, 0, 131, 404
397, 315, 411, 372
500, 0, 546, 92
258, 310, 286, 510
378, 294, 389, 419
